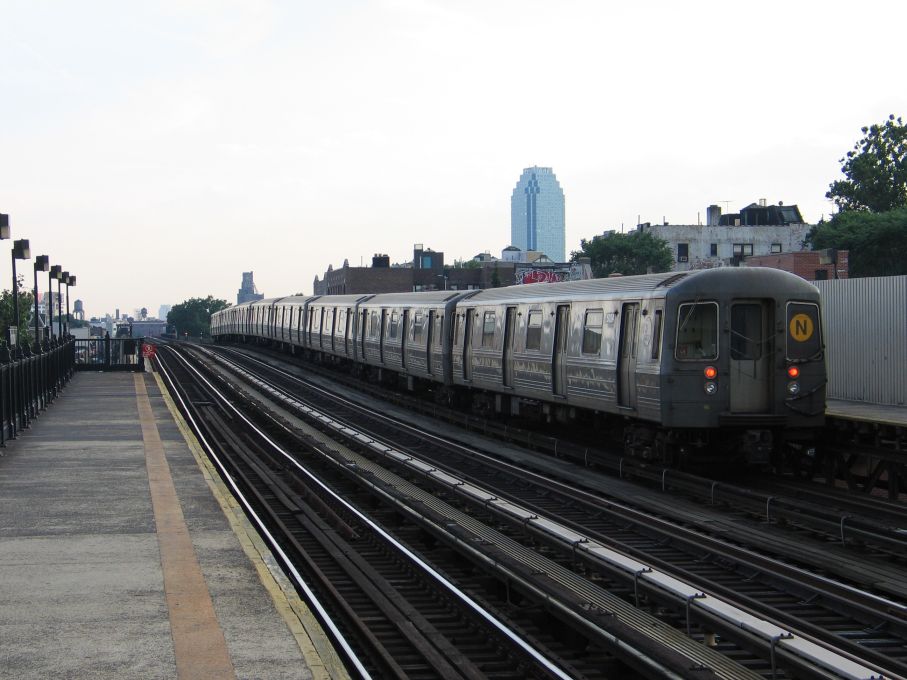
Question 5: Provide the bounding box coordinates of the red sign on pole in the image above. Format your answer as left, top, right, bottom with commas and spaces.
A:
142, 344, 157, 359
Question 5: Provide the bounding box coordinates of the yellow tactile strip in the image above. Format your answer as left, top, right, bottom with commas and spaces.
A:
135, 373, 238, 680
150, 371, 350, 680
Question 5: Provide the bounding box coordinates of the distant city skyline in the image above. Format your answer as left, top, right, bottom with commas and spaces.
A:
1, 2, 904, 317
511, 167, 566, 262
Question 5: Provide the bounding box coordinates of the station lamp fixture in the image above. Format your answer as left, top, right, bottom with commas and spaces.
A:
51, 265, 63, 338
11, 239, 32, 347
61, 271, 70, 335
34, 255, 50, 349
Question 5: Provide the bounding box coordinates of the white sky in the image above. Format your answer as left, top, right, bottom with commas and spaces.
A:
2, 0, 905, 319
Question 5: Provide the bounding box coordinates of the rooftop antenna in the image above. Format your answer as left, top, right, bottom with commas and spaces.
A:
719, 200, 733, 213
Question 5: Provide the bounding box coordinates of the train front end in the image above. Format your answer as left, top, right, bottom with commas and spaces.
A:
663, 269, 826, 467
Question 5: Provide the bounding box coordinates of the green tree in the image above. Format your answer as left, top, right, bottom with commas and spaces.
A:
806, 207, 907, 277
167, 296, 230, 337
0, 277, 37, 348
826, 115, 907, 213
571, 230, 673, 278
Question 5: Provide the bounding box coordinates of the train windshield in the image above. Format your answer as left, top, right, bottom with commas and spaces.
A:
675, 302, 718, 360
786, 302, 822, 361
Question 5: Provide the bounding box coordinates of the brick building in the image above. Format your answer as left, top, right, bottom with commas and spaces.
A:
744, 249, 849, 281
313, 245, 593, 295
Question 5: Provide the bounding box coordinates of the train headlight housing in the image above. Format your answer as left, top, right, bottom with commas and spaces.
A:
787, 381, 801, 396
704, 381, 718, 395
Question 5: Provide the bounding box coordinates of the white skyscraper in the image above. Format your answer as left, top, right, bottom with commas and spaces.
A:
510, 166, 566, 262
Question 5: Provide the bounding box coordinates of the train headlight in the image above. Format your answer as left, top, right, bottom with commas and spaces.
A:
787, 381, 800, 395
787, 365, 800, 379
704, 381, 718, 395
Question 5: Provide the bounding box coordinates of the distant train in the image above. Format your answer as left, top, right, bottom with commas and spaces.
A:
211, 268, 826, 466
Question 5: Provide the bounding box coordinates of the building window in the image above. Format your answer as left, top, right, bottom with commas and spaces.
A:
481, 311, 496, 348
771, 243, 782, 254
733, 243, 754, 257
582, 309, 603, 355
814, 269, 828, 280
677, 243, 689, 262
526, 310, 542, 350
710, 243, 718, 257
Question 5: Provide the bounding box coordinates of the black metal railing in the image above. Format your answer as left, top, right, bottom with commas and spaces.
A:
0, 337, 75, 446
74, 337, 145, 372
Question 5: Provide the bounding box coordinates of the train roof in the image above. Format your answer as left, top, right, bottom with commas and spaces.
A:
219, 268, 819, 315
361, 290, 471, 305
461, 268, 818, 304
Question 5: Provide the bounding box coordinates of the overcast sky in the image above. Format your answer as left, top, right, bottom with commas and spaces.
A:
2, 0, 905, 319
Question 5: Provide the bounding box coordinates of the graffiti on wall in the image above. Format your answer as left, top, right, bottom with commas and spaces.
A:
516, 269, 568, 284
515, 262, 593, 285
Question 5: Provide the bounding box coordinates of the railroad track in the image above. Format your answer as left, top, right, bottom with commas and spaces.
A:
157, 345, 582, 680
215, 342, 907, 562
229, 342, 906, 550
172, 342, 907, 680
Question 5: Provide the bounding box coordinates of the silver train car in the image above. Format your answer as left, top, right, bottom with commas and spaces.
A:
211, 268, 826, 465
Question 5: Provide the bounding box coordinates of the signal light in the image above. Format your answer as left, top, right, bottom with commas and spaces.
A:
704, 366, 718, 379
787, 366, 800, 379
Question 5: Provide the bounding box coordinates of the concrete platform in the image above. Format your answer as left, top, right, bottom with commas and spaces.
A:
0, 372, 348, 680
827, 398, 907, 427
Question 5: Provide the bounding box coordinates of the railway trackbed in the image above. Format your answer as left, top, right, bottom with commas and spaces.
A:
160, 341, 907, 680
235, 342, 907, 558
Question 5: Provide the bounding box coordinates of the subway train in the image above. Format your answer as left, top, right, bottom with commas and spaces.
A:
211, 268, 826, 466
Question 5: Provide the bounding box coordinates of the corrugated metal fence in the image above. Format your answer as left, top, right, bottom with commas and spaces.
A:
816, 275, 907, 406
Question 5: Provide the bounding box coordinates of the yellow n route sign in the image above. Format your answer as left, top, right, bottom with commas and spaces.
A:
789, 313, 814, 342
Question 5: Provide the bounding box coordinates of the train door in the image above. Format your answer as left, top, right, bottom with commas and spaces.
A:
401, 310, 410, 369
379, 309, 387, 364
503, 306, 516, 388
552, 305, 570, 397
330, 308, 336, 352
345, 308, 352, 355
463, 309, 475, 381
426, 310, 435, 375
617, 303, 640, 408
730, 301, 771, 412
359, 309, 367, 360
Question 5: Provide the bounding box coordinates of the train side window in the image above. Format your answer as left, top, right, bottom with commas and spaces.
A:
582, 309, 603, 355
651, 309, 663, 360
370, 311, 379, 338
526, 310, 542, 351
675, 302, 718, 360
389, 312, 399, 339
481, 311, 496, 348
413, 312, 424, 343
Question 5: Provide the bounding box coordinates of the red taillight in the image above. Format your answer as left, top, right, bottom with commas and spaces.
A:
704, 366, 718, 379
787, 365, 800, 379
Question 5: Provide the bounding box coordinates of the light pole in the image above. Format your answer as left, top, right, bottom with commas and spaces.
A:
12, 239, 31, 351
61, 271, 70, 336
0, 215, 10, 342
65, 275, 75, 335
50, 265, 63, 339
34, 255, 49, 350
47, 265, 60, 342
